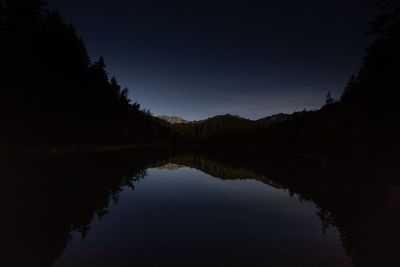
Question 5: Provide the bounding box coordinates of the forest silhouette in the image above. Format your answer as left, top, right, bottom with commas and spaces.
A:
0, 0, 174, 147
1, 0, 399, 165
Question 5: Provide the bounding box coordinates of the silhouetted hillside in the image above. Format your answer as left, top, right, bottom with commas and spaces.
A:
169, 1, 400, 163
0, 0, 173, 148
173, 114, 255, 144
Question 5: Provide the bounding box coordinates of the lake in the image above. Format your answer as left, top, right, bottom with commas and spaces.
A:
1, 148, 399, 267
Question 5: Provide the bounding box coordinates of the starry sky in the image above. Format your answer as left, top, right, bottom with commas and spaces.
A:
47, 0, 377, 120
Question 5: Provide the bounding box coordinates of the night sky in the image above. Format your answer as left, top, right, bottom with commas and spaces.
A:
47, 0, 377, 120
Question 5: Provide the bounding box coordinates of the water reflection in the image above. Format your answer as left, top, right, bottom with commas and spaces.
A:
1, 148, 399, 267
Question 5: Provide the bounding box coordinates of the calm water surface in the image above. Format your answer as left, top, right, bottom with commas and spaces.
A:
54, 165, 351, 267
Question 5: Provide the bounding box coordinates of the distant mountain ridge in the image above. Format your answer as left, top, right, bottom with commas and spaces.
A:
166, 113, 292, 145
158, 115, 189, 124
158, 113, 289, 125
256, 113, 290, 126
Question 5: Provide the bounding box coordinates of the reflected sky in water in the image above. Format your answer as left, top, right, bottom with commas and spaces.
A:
55, 166, 351, 267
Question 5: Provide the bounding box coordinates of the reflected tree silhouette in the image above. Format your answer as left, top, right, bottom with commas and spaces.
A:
0, 148, 178, 267
1, 148, 400, 267
159, 149, 400, 267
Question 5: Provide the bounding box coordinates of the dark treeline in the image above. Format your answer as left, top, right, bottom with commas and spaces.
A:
0, 0, 174, 147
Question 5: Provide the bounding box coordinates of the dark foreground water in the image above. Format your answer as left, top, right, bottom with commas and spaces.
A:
54, 166, 350, 267
1, 149, 399, 267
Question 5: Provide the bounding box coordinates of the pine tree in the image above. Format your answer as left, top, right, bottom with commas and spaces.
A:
325, 92, 334, 105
